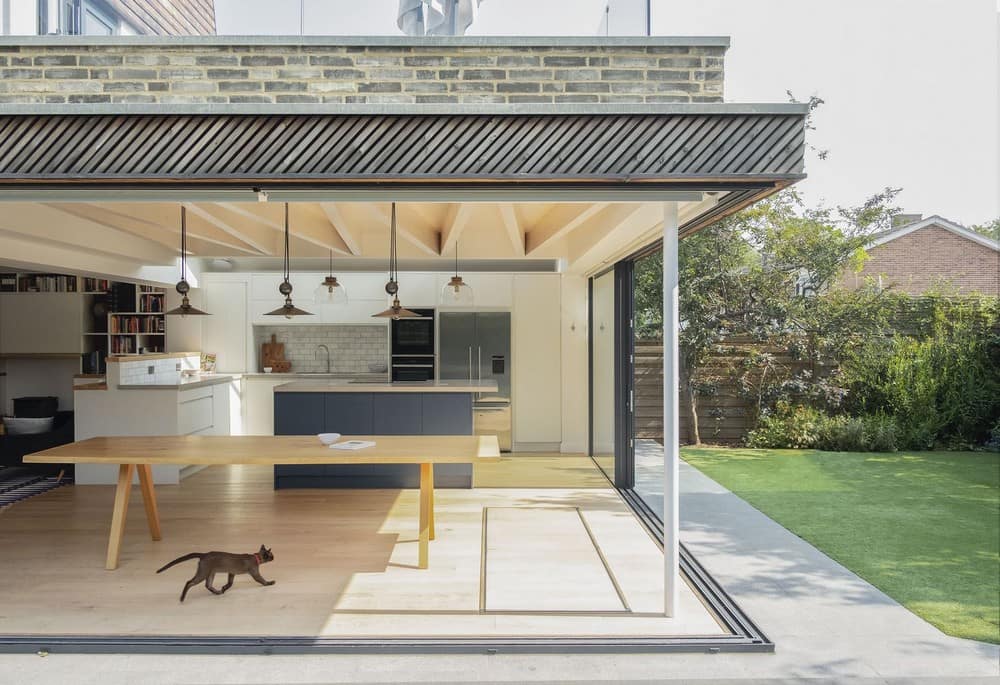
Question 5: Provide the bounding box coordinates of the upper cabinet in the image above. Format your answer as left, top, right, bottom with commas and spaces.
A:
0, 292, 83, 355
437, 273, 513, 309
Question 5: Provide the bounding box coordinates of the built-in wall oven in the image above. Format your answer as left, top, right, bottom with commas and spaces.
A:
391, 308, 435, 381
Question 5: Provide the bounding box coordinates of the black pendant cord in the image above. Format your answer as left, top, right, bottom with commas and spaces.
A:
283, 202, 291, 285
390, 202, 398, 285
180, 206, 187, 282
454, 241, 459, 278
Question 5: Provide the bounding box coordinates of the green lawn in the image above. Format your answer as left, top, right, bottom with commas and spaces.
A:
681, 447, 1000, 644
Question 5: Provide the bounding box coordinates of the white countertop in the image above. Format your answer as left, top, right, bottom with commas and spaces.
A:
274, 380, 499, 393
117, 374, 239, 390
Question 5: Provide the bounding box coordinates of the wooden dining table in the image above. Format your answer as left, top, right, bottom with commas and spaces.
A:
25, 434, 501, 571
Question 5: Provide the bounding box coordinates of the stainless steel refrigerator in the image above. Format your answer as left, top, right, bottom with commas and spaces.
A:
439, 312, 512, 451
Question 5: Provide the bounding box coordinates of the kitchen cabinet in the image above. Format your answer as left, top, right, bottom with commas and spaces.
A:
437, 273, 513, 309
512, 274, 562, 446
395, 272, 438, 308
202, 280, 248, 372
273, 389, 473, 488
243, 375, 291, 435
0, 292, 83, 355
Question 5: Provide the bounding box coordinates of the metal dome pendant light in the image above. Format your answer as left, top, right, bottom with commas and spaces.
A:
372, 202, 420, 320
165, 206, 210, 317
314, 248, 348, 306
264, 203, 313, 318
439, 241, 474, 306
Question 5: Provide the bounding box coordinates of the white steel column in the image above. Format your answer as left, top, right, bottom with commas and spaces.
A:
662, 201, 680, 617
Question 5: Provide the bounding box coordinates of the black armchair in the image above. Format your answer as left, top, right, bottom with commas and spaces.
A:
0, 411, 75, 474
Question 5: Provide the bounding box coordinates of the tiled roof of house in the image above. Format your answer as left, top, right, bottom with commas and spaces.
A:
870, 215, 999, 252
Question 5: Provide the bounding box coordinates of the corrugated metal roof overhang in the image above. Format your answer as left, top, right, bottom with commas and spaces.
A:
0, 104, 807, 236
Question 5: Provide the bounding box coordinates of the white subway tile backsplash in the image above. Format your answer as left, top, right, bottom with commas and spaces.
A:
255, 326, 388, 373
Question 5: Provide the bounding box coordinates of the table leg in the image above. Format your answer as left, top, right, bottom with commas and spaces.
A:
418, 462, 433, 569
137, 464, 162, 541
428, 463, 435, 541
106, 464, 135, 570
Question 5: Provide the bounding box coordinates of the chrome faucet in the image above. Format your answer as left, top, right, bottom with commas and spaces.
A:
315, 344, 331, 374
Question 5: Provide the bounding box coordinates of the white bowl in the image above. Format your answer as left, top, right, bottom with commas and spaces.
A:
317, 432, 342, 445
263, 367, 273, 373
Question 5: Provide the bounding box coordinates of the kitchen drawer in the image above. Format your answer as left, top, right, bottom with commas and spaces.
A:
178, 396, 213, 435
177, 385, 213, 402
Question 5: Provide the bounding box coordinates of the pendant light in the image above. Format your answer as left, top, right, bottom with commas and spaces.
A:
372, 202, 420, 320
314, 248, 348, 305
264, 203, 313, 318
165, 206, 210, 317
439, 241, 474, 306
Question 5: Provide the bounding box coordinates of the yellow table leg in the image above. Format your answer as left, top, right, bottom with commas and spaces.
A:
137, 464, 162, 541
428, 463, 435, 541
106, 463, 135, 570
418, 462, 433, 569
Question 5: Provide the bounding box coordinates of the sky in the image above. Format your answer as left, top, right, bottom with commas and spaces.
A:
215, 0, 1000, 227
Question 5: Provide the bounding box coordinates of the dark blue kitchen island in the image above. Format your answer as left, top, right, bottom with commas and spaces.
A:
272, 380, 497, 489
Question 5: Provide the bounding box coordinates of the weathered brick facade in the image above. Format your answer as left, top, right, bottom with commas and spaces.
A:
840, 224, 1000, 296
0, 38, 726, 105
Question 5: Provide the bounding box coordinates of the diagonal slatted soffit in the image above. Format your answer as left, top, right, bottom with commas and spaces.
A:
0, 112, 806, 185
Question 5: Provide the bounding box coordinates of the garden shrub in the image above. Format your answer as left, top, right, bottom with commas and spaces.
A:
842, 296, 1000, 449
746, 403, 826, 449
747, 403, 901, 452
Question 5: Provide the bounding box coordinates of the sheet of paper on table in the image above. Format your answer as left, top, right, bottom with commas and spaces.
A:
329, 440, 376, 451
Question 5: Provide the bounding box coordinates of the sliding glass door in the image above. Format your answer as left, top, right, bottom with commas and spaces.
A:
589, 245, 665, 518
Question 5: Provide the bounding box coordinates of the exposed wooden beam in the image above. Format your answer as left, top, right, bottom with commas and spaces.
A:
567, 204, 662, 274
212, 202, 352, 256
498, 204, 525, 257
365, 203, 440, 257
0, 204, 175, 266
76, 203, 266, 255
525, 203, 610, 255
319, 202, 363, 256
440, 203, 475, 257
46, 203, 258, 257
182, 203, 275, 255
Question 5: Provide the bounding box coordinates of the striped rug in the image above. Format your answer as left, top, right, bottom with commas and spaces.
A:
0, 466, 71, 511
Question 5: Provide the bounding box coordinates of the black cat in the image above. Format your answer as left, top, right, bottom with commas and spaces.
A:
157, 545, 275, 602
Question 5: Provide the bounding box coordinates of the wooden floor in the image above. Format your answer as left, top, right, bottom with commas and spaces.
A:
0, 457, 727, 639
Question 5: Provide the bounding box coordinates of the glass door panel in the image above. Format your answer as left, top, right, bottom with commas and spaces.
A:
590, 269, 617, 482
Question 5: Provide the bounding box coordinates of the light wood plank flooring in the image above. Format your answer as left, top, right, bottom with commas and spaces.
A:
0, 463, 726, 639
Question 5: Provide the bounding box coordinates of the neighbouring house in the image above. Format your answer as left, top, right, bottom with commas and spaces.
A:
839, 214, 1000, 296
2, 0, 214, 36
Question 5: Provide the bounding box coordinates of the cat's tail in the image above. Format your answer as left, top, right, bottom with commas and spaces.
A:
156, 553, 202, 573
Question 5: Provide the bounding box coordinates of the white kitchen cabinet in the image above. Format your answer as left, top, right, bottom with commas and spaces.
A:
243, 375, 290, 435
250, 272, 308, 301
336, 272, 389, 301
437, 273, 513, 309
202, 280, 249, 372
0, 292, 83, 354
395, 272, 438, 308
512, 274, 562, 446
318, 299, 390, 325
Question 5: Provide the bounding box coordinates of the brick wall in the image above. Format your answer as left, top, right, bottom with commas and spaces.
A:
840, 225, 1000, 296
0, 38, 726, 105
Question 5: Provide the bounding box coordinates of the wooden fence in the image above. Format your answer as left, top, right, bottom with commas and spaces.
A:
634, 339, 821, 445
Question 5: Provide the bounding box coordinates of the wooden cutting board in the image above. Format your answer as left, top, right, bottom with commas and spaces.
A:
261, 334, 291, 372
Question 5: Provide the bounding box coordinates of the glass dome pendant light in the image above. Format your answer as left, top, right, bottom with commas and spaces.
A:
372, 202, 420, 320
314, 248, 348, 306
439, 241, 474, 306
165, 205, 210, 317
264, 203, 314, 319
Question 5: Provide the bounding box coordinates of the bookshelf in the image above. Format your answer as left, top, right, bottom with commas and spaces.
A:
107, 285, 167, 356
0, 272, 168, 364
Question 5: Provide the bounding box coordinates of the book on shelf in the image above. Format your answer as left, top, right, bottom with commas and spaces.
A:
16, 274, 78, 292
0, 274, 15, 292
